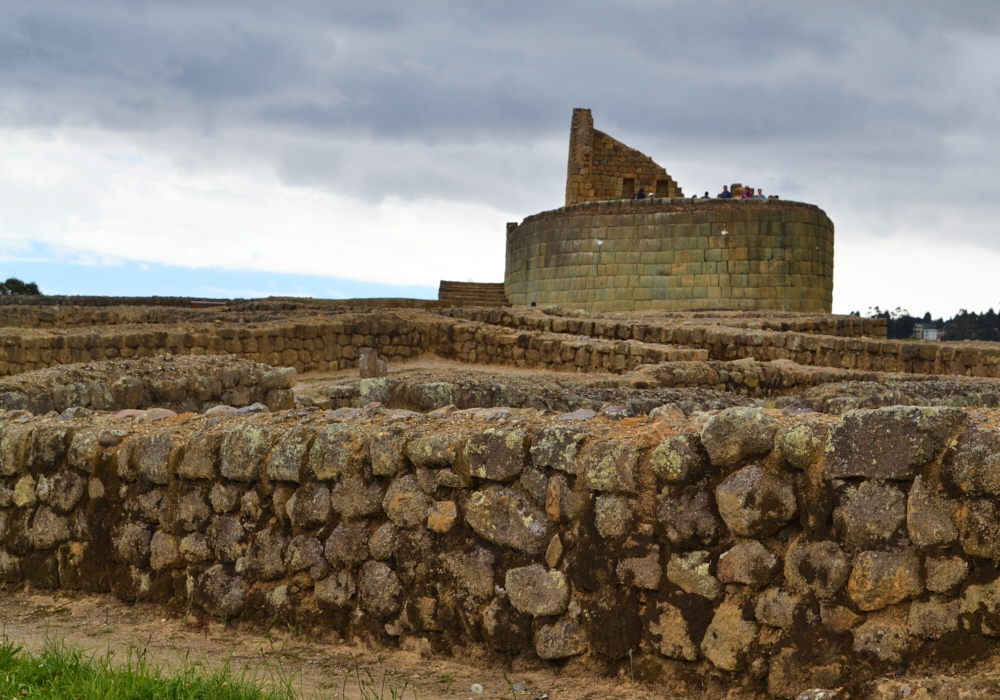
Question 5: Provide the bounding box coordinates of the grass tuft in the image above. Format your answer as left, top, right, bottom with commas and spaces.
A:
0, 637, 295, 700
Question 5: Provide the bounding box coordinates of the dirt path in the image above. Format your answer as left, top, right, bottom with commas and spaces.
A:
5, 590, 1000, 699
0, 589, 646, 700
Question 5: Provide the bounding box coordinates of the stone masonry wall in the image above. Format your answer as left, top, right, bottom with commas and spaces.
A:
444, 308, 1000, 379
505, 199, 834, 313
2, 404, 1000, 698
565, 108, 683, 205
0, 314, 703, 379
0, 356, 296, 415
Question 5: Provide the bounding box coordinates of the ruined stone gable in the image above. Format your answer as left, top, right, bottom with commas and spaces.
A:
565, 108, 683, 205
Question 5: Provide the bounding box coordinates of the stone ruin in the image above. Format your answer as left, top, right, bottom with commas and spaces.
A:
504, 109, 834, 313
3, 294, 1000, 697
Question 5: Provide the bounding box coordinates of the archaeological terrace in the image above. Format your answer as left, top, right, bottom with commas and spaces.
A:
3, 290, 1000, 698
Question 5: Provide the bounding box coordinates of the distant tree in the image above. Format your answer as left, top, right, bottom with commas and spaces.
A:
0, 277, 41, 295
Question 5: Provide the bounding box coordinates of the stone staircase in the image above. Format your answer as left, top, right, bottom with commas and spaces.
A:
438, 281, 509, 307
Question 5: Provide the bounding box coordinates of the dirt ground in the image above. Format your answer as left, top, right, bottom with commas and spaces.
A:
5, 590, 1000, 700
0, 589, 652, 700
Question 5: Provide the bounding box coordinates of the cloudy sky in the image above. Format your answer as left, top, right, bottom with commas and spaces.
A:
1, 1, 999, 315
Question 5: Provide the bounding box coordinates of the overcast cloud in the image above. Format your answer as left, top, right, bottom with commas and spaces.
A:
1, 1, 1000, 315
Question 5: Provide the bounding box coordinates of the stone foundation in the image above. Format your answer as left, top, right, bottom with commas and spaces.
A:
3, 403, 1000, 697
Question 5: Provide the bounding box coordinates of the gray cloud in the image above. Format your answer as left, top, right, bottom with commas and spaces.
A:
2, 1, 1000, 240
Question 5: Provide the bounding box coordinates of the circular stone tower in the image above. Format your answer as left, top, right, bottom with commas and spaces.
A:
503, 110, 834, 312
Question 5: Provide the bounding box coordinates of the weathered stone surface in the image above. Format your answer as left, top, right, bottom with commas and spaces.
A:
427, 500, 457, 533
847, 549, 923, 612
534, 621, 587, 659
310, 424, 367, 480
717, 540, 779, 589
956, 499, 1000, 560
382, 475, 429, 528
715, 465, 797, 537
46, 471, 85, 514
246, 528, 287, 581
700, 406, 778, 467
520, 468, 547, 505
368, 522, 397, 561
441, 547, 494, 598
112, 521, 150, 565
701, 601, 758, 671
265, 426, 314, 482
465, 427, 527, 481
177, 432, 221, 480
820, 603, 863, 633
767, 636, 844, 700
959, 576, 1000, 635
325, 476, 380, 520
667, 551, 721, 600
359, 560, 402, 618
171, 487, 211, 533
13, 475, 35, 508
506, 564, 569, 616
834, 481, 907, 549
579, 439, 639, 493
784, 539, 851, 600
464, 485, 551, 554
544, 474, 590, 523
530, 425, 584, 474
945, 424, 1000, 496
0, 550, 21, 584
777, 420, 829, 471
287, 483, 331, 530
179, 533, 212, 562
925, 554, 968, 593
197, 564, 247, 617
315, 570, 355, 608
405, 431, 456, 468
907, 597, 959, 639
824, 407, 965, 480
482, 596, 532, 654
594, 494, 633, 540
325, 521, 370, 567
906, 475, 959, 547
285, 535, 326, 576
657, 487, 720, 546
647, 602, 699, 661
545, 535, 563, 568
67, 430, 101, 474
135, 434, 178, 486
852, 609, 911, 664
0, 425, 30, 476
617, 548, 662, 590
648, 433, 709, 484
29, 505, 70, 551
370, 427, 408, 477
149, 531, 184, 571
220, 425, 274, 482
208, 516, 245, 563
755, 587, 799, 629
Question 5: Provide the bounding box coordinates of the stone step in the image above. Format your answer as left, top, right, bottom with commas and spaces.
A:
438, 281, 509, 306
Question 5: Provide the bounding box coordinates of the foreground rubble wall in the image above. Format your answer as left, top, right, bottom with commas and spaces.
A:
2, 404, 1000, 697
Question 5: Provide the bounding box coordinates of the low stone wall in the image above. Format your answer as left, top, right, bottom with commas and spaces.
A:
444, 308, 1000, 378
0, 357, 296, 414
2, 404, 1000, 697
0, 314, 703, 378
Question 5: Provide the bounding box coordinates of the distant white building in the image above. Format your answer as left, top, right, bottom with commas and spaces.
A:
922, 327, 938, 341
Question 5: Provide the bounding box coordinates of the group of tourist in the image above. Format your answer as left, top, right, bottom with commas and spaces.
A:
628, 184, 779, 200
714, 186, 779, 200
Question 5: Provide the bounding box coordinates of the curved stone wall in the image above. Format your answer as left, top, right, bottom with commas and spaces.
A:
505, 198, 834, 312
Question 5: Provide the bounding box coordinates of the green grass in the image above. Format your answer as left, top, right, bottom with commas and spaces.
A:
0, 638, 296, 700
